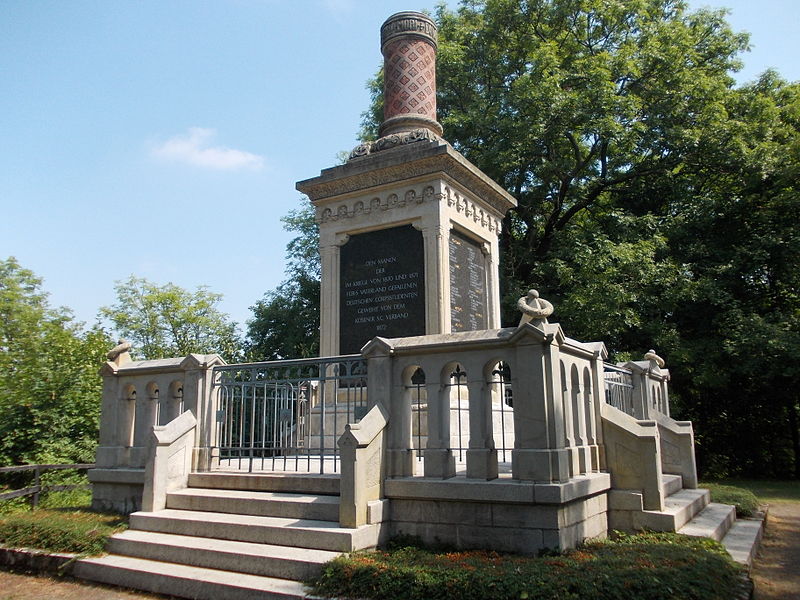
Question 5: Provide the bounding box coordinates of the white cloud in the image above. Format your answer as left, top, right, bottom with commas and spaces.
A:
151, 127, 264, 171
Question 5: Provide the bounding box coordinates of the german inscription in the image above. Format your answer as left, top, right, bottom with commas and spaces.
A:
340, 225, 425, 354
449, 230, 487, 332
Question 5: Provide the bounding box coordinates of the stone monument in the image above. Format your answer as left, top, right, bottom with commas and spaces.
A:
297, 11, 517, 356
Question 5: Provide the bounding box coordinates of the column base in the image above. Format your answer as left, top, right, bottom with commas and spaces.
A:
466, 448, 498, 480
512, 448, 570, 483
423, 449, 456, 479
387, 448, 417, 477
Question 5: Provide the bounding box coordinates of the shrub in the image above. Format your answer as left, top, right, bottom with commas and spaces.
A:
311, 532, 744, 600
701, 483, 760, 517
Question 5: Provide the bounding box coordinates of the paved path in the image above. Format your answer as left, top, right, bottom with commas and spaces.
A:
751, 502, 800, 600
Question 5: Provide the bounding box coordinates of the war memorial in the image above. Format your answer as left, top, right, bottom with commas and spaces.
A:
74, 11, 764, 599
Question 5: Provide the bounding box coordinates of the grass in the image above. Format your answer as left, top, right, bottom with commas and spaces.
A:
709, 479, 800, 504
311, 532, 746, 600
0, 488, 126, 556
699, 482, 760, 517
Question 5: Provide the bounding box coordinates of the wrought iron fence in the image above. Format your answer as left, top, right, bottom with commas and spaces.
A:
212, 355, 367, 473
603, 364, 634, 416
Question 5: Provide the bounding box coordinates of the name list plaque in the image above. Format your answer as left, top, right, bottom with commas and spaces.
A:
339, 224, 425, 355
449, 230, 487, 332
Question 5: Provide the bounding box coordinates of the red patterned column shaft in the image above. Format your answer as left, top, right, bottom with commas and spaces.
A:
380, 12, 443, 137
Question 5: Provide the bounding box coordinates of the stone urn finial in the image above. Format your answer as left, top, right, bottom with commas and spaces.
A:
644, 349, 665, 368
517, 289, 554, 326
107, 339, 132, 366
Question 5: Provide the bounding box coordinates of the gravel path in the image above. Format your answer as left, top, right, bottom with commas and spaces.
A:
751, 502, 800, 600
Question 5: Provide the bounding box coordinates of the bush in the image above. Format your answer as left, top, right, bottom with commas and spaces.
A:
311, 532, 744, 600
0, 509, 126, 555
701, 482, 760, 517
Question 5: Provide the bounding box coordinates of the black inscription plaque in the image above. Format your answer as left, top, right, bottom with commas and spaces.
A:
449, 230, 487, 332
339, 225, 425, 354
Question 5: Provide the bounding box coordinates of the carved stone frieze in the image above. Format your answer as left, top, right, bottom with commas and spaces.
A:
317, 185, 439, 224
316, 183, 501, 234
444, 185, 502, 234
300, 146, 517, 218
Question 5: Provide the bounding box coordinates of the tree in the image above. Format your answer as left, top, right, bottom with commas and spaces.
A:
100, 277, 240, 361
0, 257, 111, 466
246, 200, 320, 360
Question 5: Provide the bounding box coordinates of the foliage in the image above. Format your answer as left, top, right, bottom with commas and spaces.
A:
0, 508, 125, 555
311, 532, 744, 600
354, 1, 800, 479
100, 276, 241, 361
0, 257, 111, 467
246, 200, 320, 360
700, 482, 760, 517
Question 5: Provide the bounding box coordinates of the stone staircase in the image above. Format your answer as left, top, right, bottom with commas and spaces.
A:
74, 472, 386, 600
609, 473, 764, 567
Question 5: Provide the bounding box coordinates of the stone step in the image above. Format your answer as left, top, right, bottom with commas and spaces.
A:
73, 554, 308, 600
720, 517, 766, 567
167, 487, 340, 521
107, 529, 340, 580
661, 473, 683, 497
635, 488, 709, 531
130, 508, 381, 552
678, 502, 736, 542
189, 471, 340, 495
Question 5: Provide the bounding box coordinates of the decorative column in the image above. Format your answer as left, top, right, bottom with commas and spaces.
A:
380, 11, 442, 138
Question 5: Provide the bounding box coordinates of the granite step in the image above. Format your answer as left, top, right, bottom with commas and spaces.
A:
73, 554, 308, 600
107, 529, 340, 580
661, 473, 683, 497
167, 487, 340, 521
720, 517, 765, 567
634, 488, 709, 531
130, 508, 381, 552
677, 502, 735, 542
188, 471, 340, 495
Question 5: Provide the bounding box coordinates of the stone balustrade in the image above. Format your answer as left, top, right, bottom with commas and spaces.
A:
361, 320, 608, 484
90, 353, 224, 513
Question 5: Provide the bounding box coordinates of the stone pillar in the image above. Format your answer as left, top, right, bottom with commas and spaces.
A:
380, 11, 442, 138
420, 223, 448, 335
511, 324, 570, 483
465, 363, 498, 480
319, 236, 343, 358
424, 376, 456, 478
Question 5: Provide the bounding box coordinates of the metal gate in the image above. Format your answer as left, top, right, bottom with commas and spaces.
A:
212, 355, 367, 473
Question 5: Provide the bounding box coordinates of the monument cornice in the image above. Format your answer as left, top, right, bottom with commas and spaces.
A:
296, 141, 517, 217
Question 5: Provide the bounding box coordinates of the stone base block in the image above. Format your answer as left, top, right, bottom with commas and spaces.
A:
466, 448, 498, 480
512, 448, 570, 482
389, 490, 608, 553
423, 449, 456, 479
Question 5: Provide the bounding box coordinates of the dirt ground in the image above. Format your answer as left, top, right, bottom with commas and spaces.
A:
0, 569, 171, 600
751, 501, 800, 600
0, 503, 797, 599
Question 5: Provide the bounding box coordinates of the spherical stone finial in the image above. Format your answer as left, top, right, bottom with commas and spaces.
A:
379, 11, 443, 138
517, 289, 554, 326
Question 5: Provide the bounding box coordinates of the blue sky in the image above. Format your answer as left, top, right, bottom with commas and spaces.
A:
1, 0, 798, 333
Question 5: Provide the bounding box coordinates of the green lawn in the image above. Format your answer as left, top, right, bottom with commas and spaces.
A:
0, 488, 126, 555
703, 479, 800, 504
